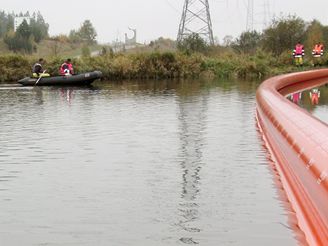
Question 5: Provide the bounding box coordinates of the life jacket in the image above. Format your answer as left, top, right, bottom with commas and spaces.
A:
293, 44, 304, 57
60, 62, 73, 75
312, 44, 324, 57
33, 63, 43, 74
68, 63, 74, 74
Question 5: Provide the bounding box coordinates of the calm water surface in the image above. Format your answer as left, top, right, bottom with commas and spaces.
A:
0, 80, 297, 245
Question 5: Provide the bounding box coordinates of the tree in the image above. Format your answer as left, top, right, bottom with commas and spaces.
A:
1, 11, 48, 52
233, 30, 262, 54
50, 40, 61, 57
69, 30, 80, 43
81, 44, 91, 57
4, 20, 34, 53
69, 20, 97, 44
261, 15, 306, 56
0, 11, 14, 37
0, 11, 7, 37
29, 11, 49, 43
305, 20, 324, 52
16, 19, 31, 39
177, 33, 208, 54
78, 20, 97, 44
3, 30, 16, 50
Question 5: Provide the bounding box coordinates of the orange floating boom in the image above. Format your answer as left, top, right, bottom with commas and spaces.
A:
256, 69, 328, 245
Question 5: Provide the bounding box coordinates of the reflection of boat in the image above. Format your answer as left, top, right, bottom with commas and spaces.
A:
18, 71, 102, 86
60, 88, 74, 103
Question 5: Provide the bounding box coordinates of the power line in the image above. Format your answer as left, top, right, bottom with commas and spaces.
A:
164, 0, 180, 13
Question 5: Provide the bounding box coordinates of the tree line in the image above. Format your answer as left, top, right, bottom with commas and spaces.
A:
230, 15, 328, 57
0, 10, 97, 54
0, 11, 49, 53
177, 15, 328, 60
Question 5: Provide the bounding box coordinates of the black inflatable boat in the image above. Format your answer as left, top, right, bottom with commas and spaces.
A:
18, 71, 102, 86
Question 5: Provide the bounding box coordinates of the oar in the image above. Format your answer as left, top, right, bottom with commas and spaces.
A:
35, 70, 47, 86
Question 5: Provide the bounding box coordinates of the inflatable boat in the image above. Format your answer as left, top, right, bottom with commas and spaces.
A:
18, 71, 102, 86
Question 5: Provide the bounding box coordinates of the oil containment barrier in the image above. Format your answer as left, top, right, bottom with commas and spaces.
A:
256, 69, 328, 245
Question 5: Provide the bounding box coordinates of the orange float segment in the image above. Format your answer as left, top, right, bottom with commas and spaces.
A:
256, 69, 328, 245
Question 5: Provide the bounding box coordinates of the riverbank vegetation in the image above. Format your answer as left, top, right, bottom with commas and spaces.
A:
0, 50, 308, 82
0, 14, 328, 82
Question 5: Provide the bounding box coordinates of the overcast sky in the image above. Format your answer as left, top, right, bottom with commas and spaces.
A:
1, 0, 328, 44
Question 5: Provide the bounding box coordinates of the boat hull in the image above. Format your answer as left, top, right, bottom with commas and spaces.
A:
18, 71, 102, 86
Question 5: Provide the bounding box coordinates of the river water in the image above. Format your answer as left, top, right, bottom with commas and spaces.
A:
0, 80, 298, 246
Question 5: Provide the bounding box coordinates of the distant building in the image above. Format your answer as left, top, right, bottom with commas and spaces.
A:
14, 17, 31, 32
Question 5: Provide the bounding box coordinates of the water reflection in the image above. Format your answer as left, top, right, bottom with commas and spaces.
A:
59, 88, 74, 103
309, 88, 320, 105
288, 92, 302, 105
177, 91, 208, 244
300, 84, 328, 122
34, 87, 44, 105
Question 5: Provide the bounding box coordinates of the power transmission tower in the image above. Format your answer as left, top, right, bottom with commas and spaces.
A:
246, 0, 254, 31
177, 0, 214, 45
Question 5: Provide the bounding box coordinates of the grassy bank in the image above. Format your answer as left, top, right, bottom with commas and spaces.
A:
0, 51, 325, 82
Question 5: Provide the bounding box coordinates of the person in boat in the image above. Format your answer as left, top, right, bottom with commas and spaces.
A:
310, 88, 320, 105
293, 42, 305, 66
312, 42, 324, 66
32, 58, 50, 78
60, 59, 74, 76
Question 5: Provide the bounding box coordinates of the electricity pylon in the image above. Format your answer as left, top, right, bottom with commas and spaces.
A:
177, 0, 214, 45
246, 0, 254, 31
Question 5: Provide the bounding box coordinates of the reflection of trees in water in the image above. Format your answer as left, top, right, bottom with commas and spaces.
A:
176, 92, 208, 245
